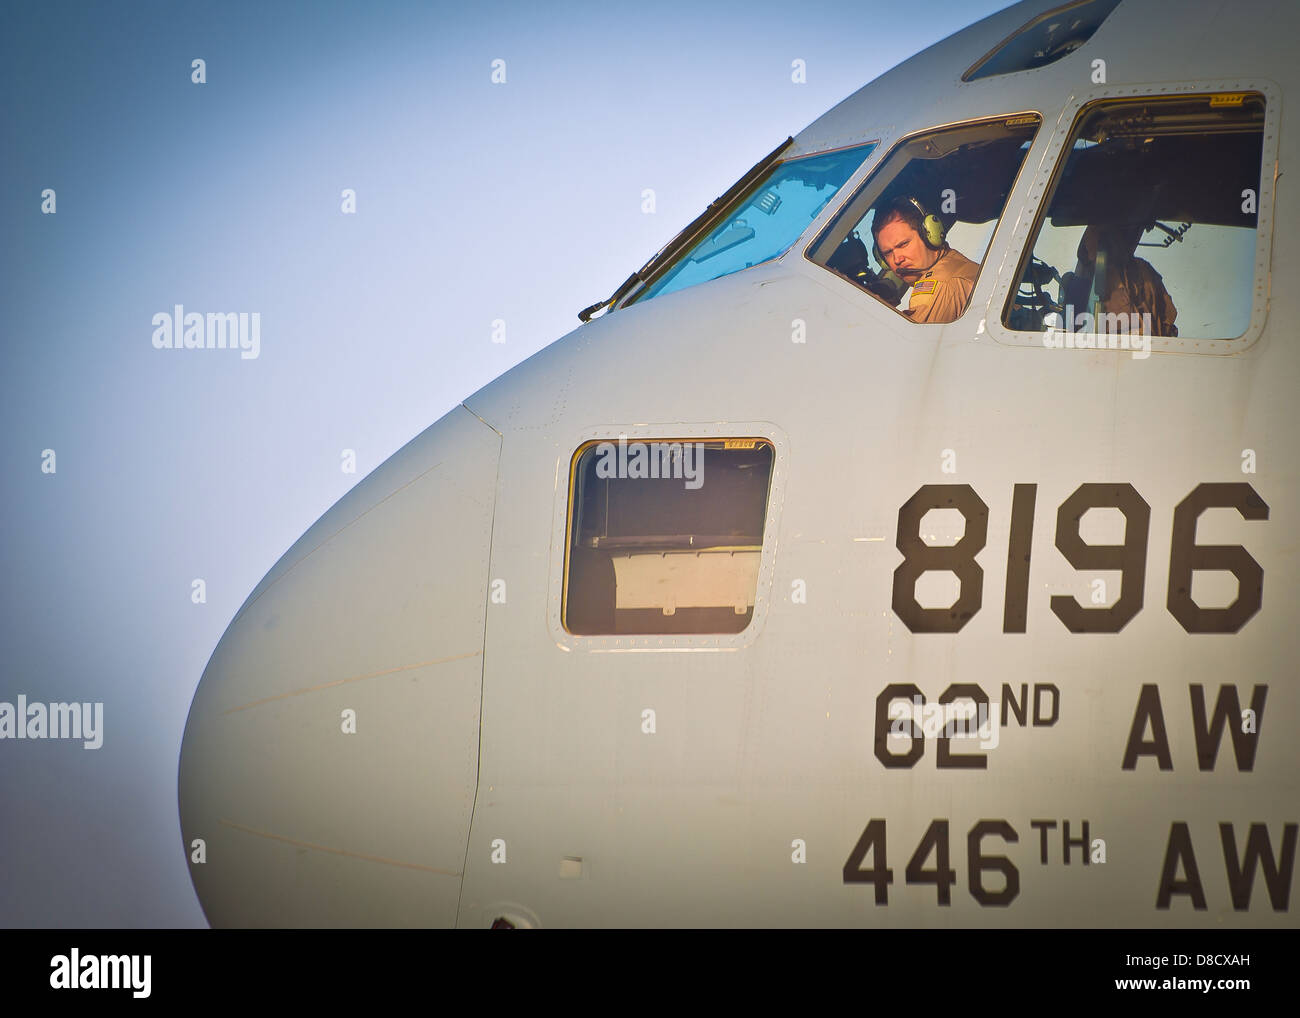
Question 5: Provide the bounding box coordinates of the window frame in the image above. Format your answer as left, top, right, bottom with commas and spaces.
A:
987, 79, 1280, 356
801, 111, 1046, 326
548, 422, 788, 652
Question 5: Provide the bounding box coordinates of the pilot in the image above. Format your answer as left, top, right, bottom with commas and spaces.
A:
1062, 222, 1178, 337
870, 196, 980, 324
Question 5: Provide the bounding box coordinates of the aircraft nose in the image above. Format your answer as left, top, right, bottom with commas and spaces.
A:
178, 407, 500, 927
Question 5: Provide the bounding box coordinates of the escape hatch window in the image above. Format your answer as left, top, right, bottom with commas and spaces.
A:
1003, 92, 1264, 342
562, 439, 774, 636
963, 0, 1123, 81
806, 114, 1041, 324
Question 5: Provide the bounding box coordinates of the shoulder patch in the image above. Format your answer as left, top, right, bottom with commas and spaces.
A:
912, 279, 937, 294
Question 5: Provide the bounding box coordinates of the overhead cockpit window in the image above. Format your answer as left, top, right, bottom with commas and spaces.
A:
962, 0, 1123, 81
805, 115, 1041, 324
1004, 93, 1264, 341
562, 439, 774, 635
628, 144, 876, 306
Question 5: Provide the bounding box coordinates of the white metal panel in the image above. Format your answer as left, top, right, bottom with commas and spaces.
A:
181, 406, 499, 926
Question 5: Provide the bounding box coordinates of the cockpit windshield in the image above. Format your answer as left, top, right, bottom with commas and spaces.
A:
627, 142, 877, 306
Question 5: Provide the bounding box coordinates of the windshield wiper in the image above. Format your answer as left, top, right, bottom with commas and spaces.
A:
578, 135, 795, 322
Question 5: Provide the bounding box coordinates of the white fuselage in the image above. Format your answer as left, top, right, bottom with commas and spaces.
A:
180, 0, 1299, 927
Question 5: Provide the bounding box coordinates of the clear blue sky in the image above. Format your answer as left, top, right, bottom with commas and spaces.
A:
0, 0, 1009, 926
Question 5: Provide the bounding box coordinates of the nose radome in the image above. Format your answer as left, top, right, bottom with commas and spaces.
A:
179, 406, 500, 927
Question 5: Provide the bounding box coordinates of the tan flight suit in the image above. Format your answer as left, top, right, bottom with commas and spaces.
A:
904, 247, 980, 324
1099, 257, 1179, 337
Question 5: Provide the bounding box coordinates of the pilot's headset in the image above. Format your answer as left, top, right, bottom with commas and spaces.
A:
872, 196, 947, 267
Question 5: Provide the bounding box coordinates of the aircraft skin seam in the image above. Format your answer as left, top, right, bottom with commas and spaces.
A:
217, 818, 461, 877
455, 415, 504, 927
219, 651, 482, 715
461, 401, 504, 438
233, 457, 447, 625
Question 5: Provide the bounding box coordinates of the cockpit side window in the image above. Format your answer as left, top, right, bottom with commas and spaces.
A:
1003, 93, 1264, 343
805, 115, 1042, 325
562, 439, 774, 636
